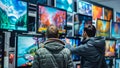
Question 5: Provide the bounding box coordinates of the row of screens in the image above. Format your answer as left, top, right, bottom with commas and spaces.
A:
106, 59, 120, 68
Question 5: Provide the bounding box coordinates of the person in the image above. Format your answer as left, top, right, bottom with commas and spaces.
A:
32, 24, 73, 68
70, 24, 107, 68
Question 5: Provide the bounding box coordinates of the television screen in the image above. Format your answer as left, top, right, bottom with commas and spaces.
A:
56, 0, 73, 12
92, 5, 103, 21
104, 8, 113, 21
74, 14, 92, 36
116, 12, 120, 22
96, 19, 110, 37
115, 59, 120, 68
78, 1, 92, 16
116, 40, 120, 58
0, 33, 4, 68
111, 22, 120, 38
67, 13, 73, 37
105, 40, 116, 57
29, 0, 47, 4
37, 5, 67, 34
0, 0, 28, 31
16, 35, 44, 67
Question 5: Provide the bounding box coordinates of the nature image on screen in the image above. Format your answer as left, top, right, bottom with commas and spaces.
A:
116, 40, 120, 57
105, 40, 116, 57
17, 36, 41, 67
78, 1, 92, 16
74, 14, 92, 36
0, 0, 27, 31
104, 8, 113, 21
67, 13, 73, 37
116, 12, 120, 22
0, 34, 3, 68
92, 5, 103, 21
56, 0, 73, 12
96, 19, 110, 37
115, 59, 120, 68
38, 5, 66, 34
111, 22, 120, 38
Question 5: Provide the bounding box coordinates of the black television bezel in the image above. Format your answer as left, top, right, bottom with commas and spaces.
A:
0, 0, 28, 33
74, 13, 92, 36
15, 34, 45, 68
36, 3, 67, 35
105, 38, 116, 58
55, 0, 74, 13
0, 32, 4, 68
96, 19, 110, 37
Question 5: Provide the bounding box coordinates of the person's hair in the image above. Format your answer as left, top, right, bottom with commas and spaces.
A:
46, 24, 59, 38
84, 24, 96, 37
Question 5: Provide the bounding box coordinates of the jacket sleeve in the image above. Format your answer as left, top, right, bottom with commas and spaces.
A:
31, 51, 40, 68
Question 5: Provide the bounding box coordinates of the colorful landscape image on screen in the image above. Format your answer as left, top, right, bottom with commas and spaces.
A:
116, 40, 120, 57
104, 8, 113, 21
67, 13, 73, 37
38, 5, 66, 34
56, 0, 73, 12
0, 0, 27, 31
74, 14, 92, 36
92, 5, 103, 21
111, 22, 120, 38
96, 19, 110, 37
0, 34, 3, 68
78, 1, 92, 16
116, 12, 120, 22
17, 36, 43, 67
115, 59, 120, 68
105, 40, 116, 57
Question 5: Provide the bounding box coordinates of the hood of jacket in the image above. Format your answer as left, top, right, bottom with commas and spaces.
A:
44, 38, 65, 52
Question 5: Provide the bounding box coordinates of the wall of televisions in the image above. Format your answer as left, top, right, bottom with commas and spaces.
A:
0, 0, 120, 68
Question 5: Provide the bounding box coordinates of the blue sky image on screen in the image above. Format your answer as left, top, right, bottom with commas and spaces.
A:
111, 22, 120, 38
17, 36, 39, 67
56, 0, 73, 12
0, 0, 27, 31
116, 59, 120, 68
74, 14, 92, 36
78, 1, 92, 16
38, 5, 66, 33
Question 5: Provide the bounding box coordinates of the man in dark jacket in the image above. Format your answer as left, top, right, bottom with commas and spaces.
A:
70, 24, 107, 68
32, 24, 73, 68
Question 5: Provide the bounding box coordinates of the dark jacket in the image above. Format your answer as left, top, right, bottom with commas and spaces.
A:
32, 38, 73, 68
70, 37, 107, 68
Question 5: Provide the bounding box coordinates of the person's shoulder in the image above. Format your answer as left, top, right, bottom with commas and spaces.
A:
61, 48, 71, 55
36, 48, 47, 54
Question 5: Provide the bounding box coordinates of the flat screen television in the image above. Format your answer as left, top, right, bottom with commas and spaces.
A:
116, 40, 120, 58
55, 0, 73, 12
111, 22, 120, 38
105, 40, 116, 57
77, 1, 92, 16
74, 14, 92, 36
0, 0, 28, 32
104, 8, 113, 21
66, 13, 73, 37
92, 5, 103, 21
0, 33, 4, 68
96, 19, 110, 37
16, 35, 45, 68
116, 12, 120, 22
29, 0, 47, 5
115, 59, 120, 68
37, 4, 67, 34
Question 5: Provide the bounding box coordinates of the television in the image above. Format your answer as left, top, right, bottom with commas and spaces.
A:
116, 40, 120, 58
104, 8, 113, 21
105, 40, 116, 57
74, 14, 92, 36
116, 12, 120, 22
37, 5, 67, 34
55, 0, 73, 12
92, 5, 103, 21
0, 0, 28, 32
66, 13, 73, 37
96, 19, 110, 37
61, 37, 81, 61
29, 0, 47, 5
16, 35, 45, 68
115, 59, 120, 68
77, 1, 92, 16
28, 16, 35, 32
0, 33, 4, 68
111, 22, 120, 38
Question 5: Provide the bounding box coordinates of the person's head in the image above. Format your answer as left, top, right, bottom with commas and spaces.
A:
83, 24, 96, 38
46, 24, 59, 38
